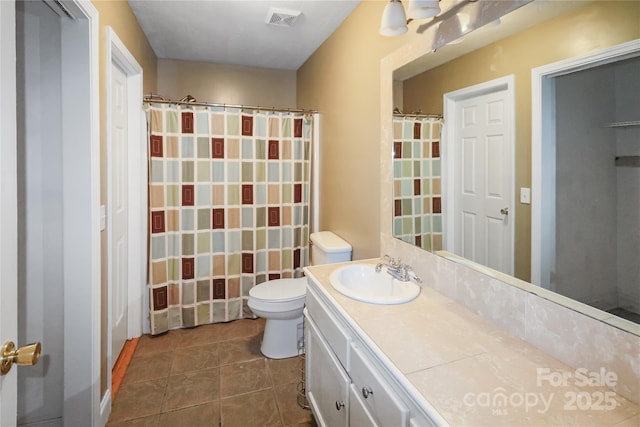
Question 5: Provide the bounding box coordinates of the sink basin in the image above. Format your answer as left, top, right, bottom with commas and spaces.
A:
329, 264, 420, 304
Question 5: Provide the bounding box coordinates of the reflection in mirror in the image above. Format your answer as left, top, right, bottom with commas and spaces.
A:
392, 113, 443, 251
390, 0, 640, 334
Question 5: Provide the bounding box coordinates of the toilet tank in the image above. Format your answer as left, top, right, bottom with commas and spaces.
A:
310, 231, 352, 265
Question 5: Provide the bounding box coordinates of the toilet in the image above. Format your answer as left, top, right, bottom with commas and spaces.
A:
248, 231, 352, 359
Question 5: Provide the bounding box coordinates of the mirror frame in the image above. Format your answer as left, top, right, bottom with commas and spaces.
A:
379, 0, 640, 337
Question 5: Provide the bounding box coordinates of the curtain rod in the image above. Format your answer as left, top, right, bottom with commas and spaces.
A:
392, 107, 442, 119
144, 94, 318, 114
393, 113, 443, 119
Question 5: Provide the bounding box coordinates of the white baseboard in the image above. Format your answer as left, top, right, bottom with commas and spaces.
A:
99, 389, 112, 427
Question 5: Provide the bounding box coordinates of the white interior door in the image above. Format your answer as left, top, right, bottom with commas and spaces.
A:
445, 77, 514, 275
0, 0, 18, 423
4, 1, 100, 424
106, 27, 146, 374
111, 61, 129, 366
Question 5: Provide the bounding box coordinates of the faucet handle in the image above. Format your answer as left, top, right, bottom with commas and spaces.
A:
382, 254, 405, 269
399, 263, 422, 283
408, 270, 422, 284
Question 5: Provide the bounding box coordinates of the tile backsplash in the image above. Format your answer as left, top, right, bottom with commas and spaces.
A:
380, 235, 640, 406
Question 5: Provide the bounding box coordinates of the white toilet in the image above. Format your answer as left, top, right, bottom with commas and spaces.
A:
248, 231, 352, 359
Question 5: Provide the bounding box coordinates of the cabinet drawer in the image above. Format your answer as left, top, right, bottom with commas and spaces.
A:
306, 286, 351, 370
350, 342, 409, 427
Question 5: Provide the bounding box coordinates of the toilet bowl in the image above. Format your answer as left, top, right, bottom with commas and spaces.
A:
248, 231, 352, 359
248, 278, 306, 359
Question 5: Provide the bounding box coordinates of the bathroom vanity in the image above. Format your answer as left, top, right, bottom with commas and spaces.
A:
304, 260, 640, 426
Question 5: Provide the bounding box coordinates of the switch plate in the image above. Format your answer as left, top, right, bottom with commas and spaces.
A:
520, 187, 531, 204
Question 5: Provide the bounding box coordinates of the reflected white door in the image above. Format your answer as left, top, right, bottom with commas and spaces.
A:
0, 0, 18, 423
111, 61, 128, 365
447, 79, 514, 275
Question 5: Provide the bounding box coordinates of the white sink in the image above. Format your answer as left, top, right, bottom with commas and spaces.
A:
329, 264, 420, 304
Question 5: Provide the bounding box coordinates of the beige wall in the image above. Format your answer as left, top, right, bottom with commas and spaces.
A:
297, 2, 421, 259
402, 1, 640, 281
157, 59, 297, 107
91, 0, 158, 398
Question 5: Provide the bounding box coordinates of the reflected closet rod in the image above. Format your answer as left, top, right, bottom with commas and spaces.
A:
144, 94, 318, 115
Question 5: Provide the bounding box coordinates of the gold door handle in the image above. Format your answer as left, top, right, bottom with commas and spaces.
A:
0, 341, 41, 375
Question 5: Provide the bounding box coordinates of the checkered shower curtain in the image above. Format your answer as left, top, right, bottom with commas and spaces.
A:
392, 115, 443, 251
146, 103, 312, 335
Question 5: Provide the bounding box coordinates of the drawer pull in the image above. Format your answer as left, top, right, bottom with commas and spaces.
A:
362, 386, 374, 399
335, 400, 345, 411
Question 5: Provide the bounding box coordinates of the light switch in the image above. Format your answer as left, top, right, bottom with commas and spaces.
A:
520, 187, 531, 204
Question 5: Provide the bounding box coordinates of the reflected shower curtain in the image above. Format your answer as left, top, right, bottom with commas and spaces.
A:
146, 103, 312, 335
392, 116, 442, 251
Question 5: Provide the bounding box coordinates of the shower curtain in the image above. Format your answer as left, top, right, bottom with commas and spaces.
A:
146, 103, 312, 335
392, 115, 442, 251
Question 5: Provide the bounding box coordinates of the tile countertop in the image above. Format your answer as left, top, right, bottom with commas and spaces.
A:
304, 260, 640, 427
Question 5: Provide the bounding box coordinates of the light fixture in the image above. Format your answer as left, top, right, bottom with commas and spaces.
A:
445, 13, 471, 45
407, 0, 441, 20
379, 0, 408, 37
379, 0, 442, 37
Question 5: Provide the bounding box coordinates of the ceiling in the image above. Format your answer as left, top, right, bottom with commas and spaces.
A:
128, 0, 362, 71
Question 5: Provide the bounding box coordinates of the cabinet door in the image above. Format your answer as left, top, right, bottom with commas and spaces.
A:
350, 343, 409, 427
306, 317, 349, 427
349, 384, 379, 427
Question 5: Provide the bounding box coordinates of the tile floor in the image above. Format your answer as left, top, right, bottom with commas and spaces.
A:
107, 318, 316, 427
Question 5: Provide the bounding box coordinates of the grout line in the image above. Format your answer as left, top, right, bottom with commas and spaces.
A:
264, 358, 287, 426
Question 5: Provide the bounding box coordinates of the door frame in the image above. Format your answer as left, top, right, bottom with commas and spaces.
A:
105, 26, 146, 418
59, 1, 101, 425
531, 38, 640, 288
0, 0, 18, 423
442, 75, 516, 274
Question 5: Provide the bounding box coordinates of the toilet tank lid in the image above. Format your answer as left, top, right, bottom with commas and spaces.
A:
310, 231, 352, 253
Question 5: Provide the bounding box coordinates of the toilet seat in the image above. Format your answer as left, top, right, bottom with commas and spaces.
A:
248, 277, 306, 313
249, 277, 306, 302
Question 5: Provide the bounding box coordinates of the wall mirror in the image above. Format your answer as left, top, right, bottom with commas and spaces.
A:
391, 0, 640, 336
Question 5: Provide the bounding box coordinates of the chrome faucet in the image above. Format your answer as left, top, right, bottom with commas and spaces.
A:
375, 255, 422, 284
375, 254, 400, 272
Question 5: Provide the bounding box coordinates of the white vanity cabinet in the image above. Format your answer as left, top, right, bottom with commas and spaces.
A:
305, 316, 350, 426
305, 280, 437, 427
350, 341, 410, 426
349, 384, 379, 426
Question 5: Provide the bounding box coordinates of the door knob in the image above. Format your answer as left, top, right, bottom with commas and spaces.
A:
0, 341, 41, 375
500, 207, 509, 215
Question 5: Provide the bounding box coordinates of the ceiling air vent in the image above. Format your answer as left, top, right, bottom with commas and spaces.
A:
265, 7, 302, 27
